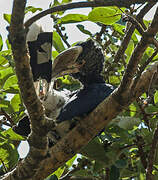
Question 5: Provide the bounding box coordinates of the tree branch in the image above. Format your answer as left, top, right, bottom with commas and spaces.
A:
24, 0, 156, 28
116, 6, 158, 100
106, 2, 156, 75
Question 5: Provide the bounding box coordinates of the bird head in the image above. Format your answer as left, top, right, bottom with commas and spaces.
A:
52, 46, 84, 79
52, 39, 105, 85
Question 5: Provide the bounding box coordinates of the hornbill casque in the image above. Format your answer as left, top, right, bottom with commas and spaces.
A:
13, 23, 115, 141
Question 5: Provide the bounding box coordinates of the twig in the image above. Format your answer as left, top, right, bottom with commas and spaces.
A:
122, 14, 145, 36
0, 108, 15, 126
0, 159, 7, 173
51, 15, 71, 48
95, 24, 107, 42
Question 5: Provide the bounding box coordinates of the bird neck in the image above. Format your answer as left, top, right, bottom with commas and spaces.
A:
79, 74, 105, 87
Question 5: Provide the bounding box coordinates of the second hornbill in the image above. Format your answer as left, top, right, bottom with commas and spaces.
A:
13, 24, 115, 140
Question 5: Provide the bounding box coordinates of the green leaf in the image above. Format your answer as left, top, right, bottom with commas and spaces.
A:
3, 75, 18, 90
0, 67, 14, 88
154, 91, 158, 104
0, 99, 10, 108
3, 14, 11, 24
53, 31, 65, 53
145, 104, 158, 114
11, 94, 22, 112
62, 0, 72, 3
114, 116, 141, 130
58, 14, 88, 24
66, 154, 77, 167
25, 6, 42, 14
112, 23, 125, 36
0, 34, 3, 51
0, 142, 19, 169
81, 137, 114, 166
88, 7, 122, 25
1, 128, 25, 141
125, 40, 134, 62
6, 39, 11, 50
76, 24, 92, 36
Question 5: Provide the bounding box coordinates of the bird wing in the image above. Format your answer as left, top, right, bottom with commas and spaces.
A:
57, 83, 115, 122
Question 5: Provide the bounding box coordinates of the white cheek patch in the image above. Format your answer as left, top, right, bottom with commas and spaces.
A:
37, 42, 52, 64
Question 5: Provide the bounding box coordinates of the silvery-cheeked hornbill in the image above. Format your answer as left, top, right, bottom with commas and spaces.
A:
13, 23, 115, 140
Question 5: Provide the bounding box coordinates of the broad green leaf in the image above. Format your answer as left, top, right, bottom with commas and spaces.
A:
3, 75, 18, 90
3, 14, 11, 24
114, 116, 141, 130
0, 34, 3, 51
76, 24, 92, 36
81, 137, 114, 166
58, 14, 88, 24
25, 6, 42, 14
88, 7, 122, 25
0, 67, 14, 85
1, 128, 25, 141
11, 94, 21, 112
0, 142, 19, 169
53, 31, 65, 53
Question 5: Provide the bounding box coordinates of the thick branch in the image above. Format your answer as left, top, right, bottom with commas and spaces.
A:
33, 61, 158, 180
7, 0, 49, 179
24, 0, 156, 28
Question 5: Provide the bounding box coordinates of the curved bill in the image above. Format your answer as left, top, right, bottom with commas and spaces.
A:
52, 46, 84, 79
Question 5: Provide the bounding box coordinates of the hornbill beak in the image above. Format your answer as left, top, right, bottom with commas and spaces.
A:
52, 46, 84, 79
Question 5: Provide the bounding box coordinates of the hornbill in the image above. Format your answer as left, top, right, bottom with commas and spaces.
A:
13, 24, 115, 140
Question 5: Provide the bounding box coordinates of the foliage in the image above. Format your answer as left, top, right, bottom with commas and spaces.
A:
0, 0, 158, 179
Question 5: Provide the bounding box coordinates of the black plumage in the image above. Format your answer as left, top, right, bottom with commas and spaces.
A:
56, 39, 115, 123
27, 32, 52, 83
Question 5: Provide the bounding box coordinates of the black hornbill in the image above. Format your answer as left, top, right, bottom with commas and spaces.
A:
13, 24, 115, 139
